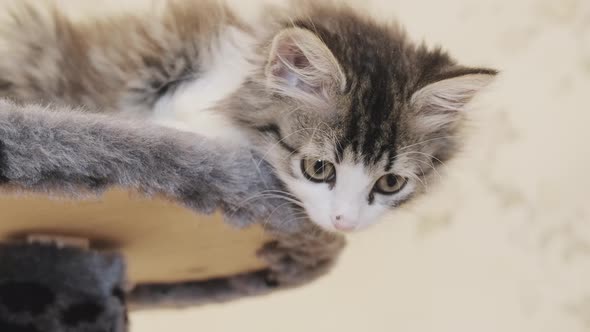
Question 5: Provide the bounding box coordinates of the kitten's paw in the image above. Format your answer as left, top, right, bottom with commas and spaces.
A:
218, 151, 306, 232
177, 143, 306, 231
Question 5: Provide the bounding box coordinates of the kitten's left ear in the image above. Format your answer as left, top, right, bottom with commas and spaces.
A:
265, 27, 346, 104
411, 69, 497, 130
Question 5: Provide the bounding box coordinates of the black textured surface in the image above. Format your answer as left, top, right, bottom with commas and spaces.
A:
0, 244, 128, 332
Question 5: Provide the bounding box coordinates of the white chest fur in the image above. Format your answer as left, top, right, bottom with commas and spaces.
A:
149, 27, 257, 145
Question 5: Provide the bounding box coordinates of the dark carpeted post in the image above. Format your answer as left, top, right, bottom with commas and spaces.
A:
0, 243, 128, 332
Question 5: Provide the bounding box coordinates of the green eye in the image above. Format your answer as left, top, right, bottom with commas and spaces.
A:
301, 159, 336, 183
374, 174, 407, 195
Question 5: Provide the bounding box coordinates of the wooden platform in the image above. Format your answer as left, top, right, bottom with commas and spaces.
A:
0, 190, 270, 284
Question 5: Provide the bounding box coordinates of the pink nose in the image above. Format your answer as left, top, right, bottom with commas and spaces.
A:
332, 215, 356, 232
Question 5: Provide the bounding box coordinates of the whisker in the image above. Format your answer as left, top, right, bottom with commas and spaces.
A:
248, 194, 304, 208
404, 151, 449, 172
407, 172, 427, 190
262, 201, 303, 229
397, 136, 457, 152
249, 153, 269, 188
257, 127, 308, 165
228, 192, 304, 222
258, 189, 300, 199
403, 155, 442, 181
403, 158, 428, 188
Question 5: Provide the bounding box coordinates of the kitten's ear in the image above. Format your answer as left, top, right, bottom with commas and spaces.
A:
265, 27, 346, 104
411, 70, 497, 131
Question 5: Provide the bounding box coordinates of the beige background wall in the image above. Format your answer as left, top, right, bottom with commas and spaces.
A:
5, 0, 590, 331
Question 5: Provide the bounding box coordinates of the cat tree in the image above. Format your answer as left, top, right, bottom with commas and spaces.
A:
0, 101, 345, 331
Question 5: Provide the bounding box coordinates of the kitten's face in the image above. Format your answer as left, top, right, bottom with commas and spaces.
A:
232, 12, 495, 233
279, 141, 421, 233
256, 82, 446, 233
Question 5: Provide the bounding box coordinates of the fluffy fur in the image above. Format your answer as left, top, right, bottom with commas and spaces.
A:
226, 3, 497, 231
130, 221, 346, 309
0, 100, 298, 229
0, 99, 346, 310
0, 1, 497, 232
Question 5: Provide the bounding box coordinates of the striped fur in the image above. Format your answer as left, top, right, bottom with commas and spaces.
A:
0, 0, 496, 232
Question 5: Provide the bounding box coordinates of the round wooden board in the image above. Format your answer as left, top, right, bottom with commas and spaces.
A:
0, 189, 270, 284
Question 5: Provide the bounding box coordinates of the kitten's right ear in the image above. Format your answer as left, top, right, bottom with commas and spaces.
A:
410, 69, 497, 131
265, 27, 346, 105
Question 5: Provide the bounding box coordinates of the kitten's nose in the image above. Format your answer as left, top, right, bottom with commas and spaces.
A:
331, 215, 356, 232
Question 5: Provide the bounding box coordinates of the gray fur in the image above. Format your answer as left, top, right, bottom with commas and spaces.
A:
218, 3, 497, 231
228, 3, 497, 182
0, 100, 299, 230
0, 1, 350, 315
0, 0, 497, 318
0, 99, 346, 310
130, 222, 345, 309
0, 1, 238, 112
0, 1, 496, 232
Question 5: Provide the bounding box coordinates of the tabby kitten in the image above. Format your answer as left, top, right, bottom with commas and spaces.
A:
0, 0, 496, 233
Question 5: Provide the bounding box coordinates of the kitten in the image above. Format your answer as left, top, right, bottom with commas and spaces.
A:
0, 0, 496, 233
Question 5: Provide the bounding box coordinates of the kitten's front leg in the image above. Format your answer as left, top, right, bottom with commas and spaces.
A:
0, 100, 303, 231
176, 145, 302, 232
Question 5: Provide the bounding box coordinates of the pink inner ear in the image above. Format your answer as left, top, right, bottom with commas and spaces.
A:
267, 29, 345, 99
271, 38, 317, 93
276, 37, 310, 69
271, 38, 311, 87
290, 48, 310, 69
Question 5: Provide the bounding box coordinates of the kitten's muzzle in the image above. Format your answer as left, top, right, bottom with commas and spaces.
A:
332, 215, 356, 232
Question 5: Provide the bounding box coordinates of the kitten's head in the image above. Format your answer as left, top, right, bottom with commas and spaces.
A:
229, 7, 496, 233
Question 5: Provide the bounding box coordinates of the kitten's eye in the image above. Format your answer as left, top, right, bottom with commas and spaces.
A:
301, 159, 336, 183
374, 174, 407, 195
